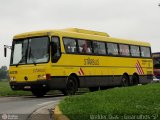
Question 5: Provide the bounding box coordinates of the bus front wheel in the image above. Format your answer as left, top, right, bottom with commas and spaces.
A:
61, 76, 77, 95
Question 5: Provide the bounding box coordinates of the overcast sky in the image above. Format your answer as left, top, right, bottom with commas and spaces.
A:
0, 0, 160, 67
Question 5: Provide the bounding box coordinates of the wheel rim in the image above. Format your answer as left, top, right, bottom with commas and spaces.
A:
133, 75, 139, 85
122, 76, 128, 86
67, 79, 76, 95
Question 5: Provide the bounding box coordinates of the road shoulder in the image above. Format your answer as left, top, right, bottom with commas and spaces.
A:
53, 105, 70, 120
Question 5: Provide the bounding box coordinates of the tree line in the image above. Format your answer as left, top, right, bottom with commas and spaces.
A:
0, 66, 9, 81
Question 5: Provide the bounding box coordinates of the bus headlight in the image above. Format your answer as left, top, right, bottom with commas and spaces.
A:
10, 76, 16, 81
37, 74, 46, 80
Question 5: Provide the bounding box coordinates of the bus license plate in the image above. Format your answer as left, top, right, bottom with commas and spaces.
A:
24, 86, 31, 89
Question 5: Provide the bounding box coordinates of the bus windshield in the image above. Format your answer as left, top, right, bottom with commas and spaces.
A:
11, 36, 49, 65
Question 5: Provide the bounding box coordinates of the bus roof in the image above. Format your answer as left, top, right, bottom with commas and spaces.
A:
61, 28, 110, 37
13, 28, 150, 47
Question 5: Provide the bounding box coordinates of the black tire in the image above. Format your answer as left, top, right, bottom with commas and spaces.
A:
61, 76, 78, 95
132, 75, 139, 85
89, 87, 99, 92
60, 89, 68, 96
100, 86, 109, 90
121, 75, 129, 87
31, 89, 47, 97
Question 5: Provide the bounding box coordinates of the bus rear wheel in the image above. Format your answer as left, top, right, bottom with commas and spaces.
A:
31, 89, 47, 97
61, 76, 77, 95
121, 75, 129, 87
132, 74, 139, 85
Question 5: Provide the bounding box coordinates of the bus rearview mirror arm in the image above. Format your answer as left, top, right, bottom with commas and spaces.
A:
4, 45, 12, 57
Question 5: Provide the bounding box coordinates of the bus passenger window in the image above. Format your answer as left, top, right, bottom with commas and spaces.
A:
107, 43, 119, 55
93, 41, 106, 55
63, 38, 77, 53
140, 47, 151, 58
51, 36, 61, 63
130, 45, 140, 57
78, 39, 92, 54
119, 44, 130, 56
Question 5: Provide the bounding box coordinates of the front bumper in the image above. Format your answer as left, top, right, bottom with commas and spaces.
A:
10, 76, 67, 91
10, 80, 49, 91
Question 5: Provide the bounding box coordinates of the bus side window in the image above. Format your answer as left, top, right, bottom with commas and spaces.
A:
51, 36, 61, 63
107, 43, 119, 55
140, 46, 151, 58
130, 45, 140, 57
78, 39, 92, 54
93, 41, 106, 55
63, 38, 77, 53
119, 44, 130, 56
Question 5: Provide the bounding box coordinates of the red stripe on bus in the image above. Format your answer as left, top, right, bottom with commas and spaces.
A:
78, 71, 82, 75
136, 63, 142, 74
80, 68, 84, 75
137, 63, 143, 74
137, 60, 144, 74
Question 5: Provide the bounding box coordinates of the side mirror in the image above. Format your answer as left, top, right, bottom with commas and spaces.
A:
4, 45, 12, 57
4, 46, 7, 57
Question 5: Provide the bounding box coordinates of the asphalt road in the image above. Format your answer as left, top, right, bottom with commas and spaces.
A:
0, 95, 64, 120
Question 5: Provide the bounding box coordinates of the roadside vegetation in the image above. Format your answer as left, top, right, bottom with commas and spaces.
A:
60, 83, 160, 120
0, 81, 32, 96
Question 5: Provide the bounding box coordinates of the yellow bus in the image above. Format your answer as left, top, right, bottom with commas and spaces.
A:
6, 28, 153, 97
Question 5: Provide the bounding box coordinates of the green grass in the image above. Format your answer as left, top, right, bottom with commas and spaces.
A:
0, 81, 32, 96
59, 83, 160, 120
0, 79, 8, 82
